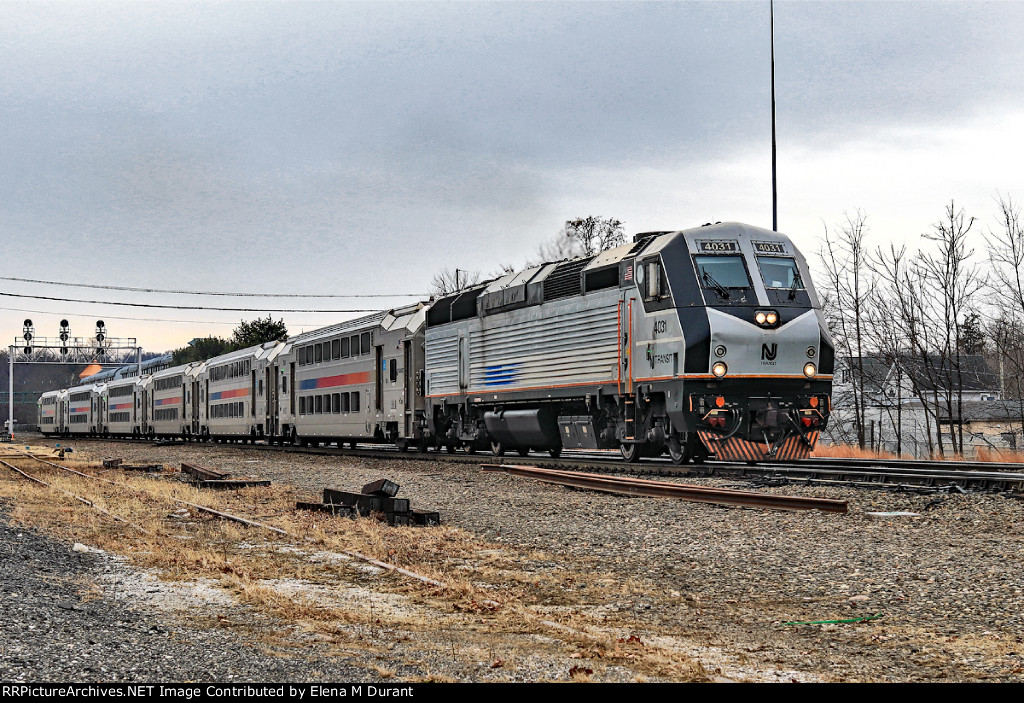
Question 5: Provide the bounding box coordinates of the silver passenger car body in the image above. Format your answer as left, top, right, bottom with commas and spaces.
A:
279, 302, 428, 446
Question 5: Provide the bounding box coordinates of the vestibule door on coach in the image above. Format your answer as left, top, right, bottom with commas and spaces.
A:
191, 380, 200, 435
141, 389, 149, 433
266, 364, 278, 438
403, 340, 413, 438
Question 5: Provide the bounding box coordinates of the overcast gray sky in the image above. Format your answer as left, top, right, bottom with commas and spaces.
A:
2, 1, 1023, 353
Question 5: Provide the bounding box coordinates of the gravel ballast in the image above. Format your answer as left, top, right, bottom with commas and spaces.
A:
5, 438, 1024, 682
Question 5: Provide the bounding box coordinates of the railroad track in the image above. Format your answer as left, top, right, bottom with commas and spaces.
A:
24, 433, 1024, 493
0, 448, 444, 586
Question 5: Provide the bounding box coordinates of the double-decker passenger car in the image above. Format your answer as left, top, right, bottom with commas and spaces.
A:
197, 343, 280, 442
278, 302, 427, 448
101, 376, 145, 437
66, 384, 104, 437
37, 390, 62, 436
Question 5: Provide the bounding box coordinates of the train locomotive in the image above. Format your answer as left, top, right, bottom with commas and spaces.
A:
426, 222, 832, 463
38, 222, 832, 463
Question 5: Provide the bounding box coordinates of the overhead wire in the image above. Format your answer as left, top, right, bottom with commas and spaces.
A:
0, 304, 239, 325
0, 291, 380, 313
0, 275, 425, 299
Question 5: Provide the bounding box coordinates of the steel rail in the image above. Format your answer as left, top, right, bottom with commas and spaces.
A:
0, 457, 152, 534
481, 464, 848, 513
5, 450, 445, 588
31, 434, 1024, 491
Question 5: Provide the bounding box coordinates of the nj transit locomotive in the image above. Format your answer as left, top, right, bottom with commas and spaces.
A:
38, 222, 832, 463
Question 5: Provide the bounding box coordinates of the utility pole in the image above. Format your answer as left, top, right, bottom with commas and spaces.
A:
771, 0, 778, 232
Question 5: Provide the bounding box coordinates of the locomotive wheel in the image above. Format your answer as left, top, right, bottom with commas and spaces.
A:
397, 439, 409, 452
667, 434, 690, 465
516, 447, 530, 457
491, 441, 505, 457
548, 447, 562, 458
445, 443, 456, 454
465, 442, 477, 455
619, 442, 641, 463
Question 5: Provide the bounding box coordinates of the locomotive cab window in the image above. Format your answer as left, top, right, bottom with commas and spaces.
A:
692, 256, 757, 302
636, 257, 669, 302
693, 255, 752, 289
756, 256, 804, 289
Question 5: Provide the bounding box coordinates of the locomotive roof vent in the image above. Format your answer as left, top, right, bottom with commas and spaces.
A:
633, 231, 672, 243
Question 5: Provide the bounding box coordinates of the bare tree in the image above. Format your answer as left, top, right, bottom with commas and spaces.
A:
985, 192, 1024, 439
530, 215, 627, 266
918, 201, 984, 454
819, 210, 875, 448
564, 216, 625, 257
872, 201, 985, 456
429, 267, 482, 297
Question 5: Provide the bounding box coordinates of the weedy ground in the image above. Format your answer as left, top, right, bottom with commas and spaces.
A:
0, 443, 709, 683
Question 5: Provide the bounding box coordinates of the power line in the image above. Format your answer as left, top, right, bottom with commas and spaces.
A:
0, 305, 238, 325
0, 275, 424, 299
0, 291, 377, 314
0, 305, 368, 328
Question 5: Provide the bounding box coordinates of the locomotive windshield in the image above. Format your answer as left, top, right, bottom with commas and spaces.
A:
694, 255, 751, 288
756, 256, 804, 289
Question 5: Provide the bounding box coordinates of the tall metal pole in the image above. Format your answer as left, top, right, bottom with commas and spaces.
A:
8, 346, 13, 436
771, 0, 778, 232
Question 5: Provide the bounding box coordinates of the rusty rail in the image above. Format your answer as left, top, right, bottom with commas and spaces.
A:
7, 451, 444, 587
481, 464, 848, 513
0, 458, 152, 534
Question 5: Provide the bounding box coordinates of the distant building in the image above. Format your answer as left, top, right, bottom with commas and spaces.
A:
830, 354, 1009, 456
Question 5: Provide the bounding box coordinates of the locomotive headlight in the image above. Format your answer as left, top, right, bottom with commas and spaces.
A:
714, 344, 727, 357
712, 361, 728, 378
765, 311, 779, 325
803, 362, 817, 378
755, 311, 767, 325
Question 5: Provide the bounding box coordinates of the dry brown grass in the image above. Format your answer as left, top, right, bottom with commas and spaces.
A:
0, 442, 711, 682
813, 444, 907, 460
973, 448, 1024, 464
